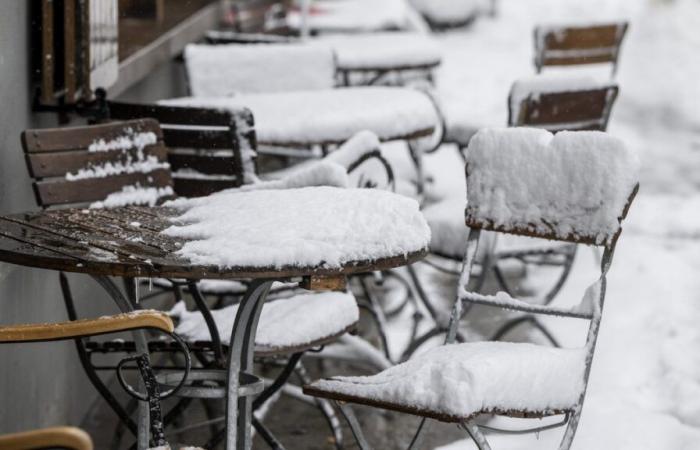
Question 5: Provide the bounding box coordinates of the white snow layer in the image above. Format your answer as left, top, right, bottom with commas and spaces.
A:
240, 161, 349, 191
409, 0, 487, 24
88, 130, 158, 153
508, 73, 617, 123
316, 32, 441, 70
310, 341, 587, 418
184, 43, 336, 97
161, 87, 439, 145
465, 128, 640, 244
170, 291, 358, 350
90, 185, 174, 209
324, 130, 381, 167
163, 186, 430, 269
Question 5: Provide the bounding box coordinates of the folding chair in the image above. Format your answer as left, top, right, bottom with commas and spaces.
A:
534, 22, 629, 76
20, 119, 361, 449
0, 310, 190, 450
303, 127, 640, 450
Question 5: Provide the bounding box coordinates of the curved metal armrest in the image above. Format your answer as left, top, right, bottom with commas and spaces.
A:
0, 311, 174, 344
0, 426, 93, 450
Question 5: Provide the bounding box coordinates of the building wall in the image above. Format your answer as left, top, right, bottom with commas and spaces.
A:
0, 2, 188, 434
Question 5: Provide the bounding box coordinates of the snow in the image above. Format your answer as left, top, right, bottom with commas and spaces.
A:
465, 128, 640, 244
184, 43, 335, 97
409, 0, 486, 25
169, 291, 358, 350
66, 155, 169, 181
316, 32, 441, 70
508, 73, 616, 125
239, 160, 349, 191
310, 341, 587, 418
161, 87, 439, 145
88, 130, 158, 153
162, 187, 430, 269
90, 185, 174, 209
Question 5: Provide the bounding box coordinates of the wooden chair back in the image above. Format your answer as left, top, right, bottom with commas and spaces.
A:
22, 119, 174, 208
107, 101, 257, 198
534, 22, 628, 74
508, 84, 619, 132
226, 0, 292, 34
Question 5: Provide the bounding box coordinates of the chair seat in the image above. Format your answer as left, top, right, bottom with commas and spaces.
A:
170, 291, 359, 356
304, 341, 586, 422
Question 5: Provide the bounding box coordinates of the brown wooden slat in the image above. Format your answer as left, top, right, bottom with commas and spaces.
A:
22, 119, 163, 153
542, 53, 617, 67
543, 24, 622, 51
26, 143, 168, 178
519, 87, 618, 129
35, 169, 172, 207
173, 178, 240, 198
64, 0, 77, 103
169, 152, 238, 175
161, 128, 233, 149
108, 101, 234, 127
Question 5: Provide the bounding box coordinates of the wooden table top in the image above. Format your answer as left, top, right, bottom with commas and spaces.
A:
0, 206, 425, 280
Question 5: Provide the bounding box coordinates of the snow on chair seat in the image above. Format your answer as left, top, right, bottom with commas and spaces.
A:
170, 291, 359, 356
161, 87, 439, 147
465, 128, 639, 246
305, 341, 587, 422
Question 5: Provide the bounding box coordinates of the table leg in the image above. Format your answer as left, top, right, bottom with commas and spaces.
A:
91, 275, 151, 450
225, 279, 274, 450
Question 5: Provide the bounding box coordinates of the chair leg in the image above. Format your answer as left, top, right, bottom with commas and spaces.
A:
335, 401, 373, 450
459, 421, 492, 450
407, 417, 430, 450
295, 363, 344, 449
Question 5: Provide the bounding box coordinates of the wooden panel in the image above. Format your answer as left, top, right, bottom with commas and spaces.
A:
108, 101, 233, 127
543, 24, 623, 51
542, 53, 616, 67
173, 178, 240, 198
22, 119, 163, 153
169, 152, 239, 175
0, 311, 174, 343
162, 128, 233, 149
518, 87, 618, 130
35, 169, 172, 207
26, 144, 168, 178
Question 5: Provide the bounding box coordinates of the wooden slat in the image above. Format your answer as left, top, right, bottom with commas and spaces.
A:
0, 311, 174, 343
517, 87, 618, 130
64, 0, 77, 103
0, 427, 93, 450
26, 143, 168, 178
35, 169, 172, 207
41, 0, 55, 104
542, 53, 616, 67
22, 119, 163, 153
169, 152, 238, 175
543, 24, 622, 51
108, 101, 234, 127
173, 178, 240, 198
161, 128, 233, 149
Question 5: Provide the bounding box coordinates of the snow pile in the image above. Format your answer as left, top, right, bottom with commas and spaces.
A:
170, 291, 358, 350
310, 341, 587, 417
66, 155, 169, 181
325, 130, 381, 167
240, 161, 349, 191
317, 32, 441, 70
409, 0, 487, 25
161, 87, 439, 144
163, 187, 430, 269
465, 128, 639, 244
184, 43, 335, 97
88, 130, 158, 153
90, 185, 174, 209
508, 73, 617, 124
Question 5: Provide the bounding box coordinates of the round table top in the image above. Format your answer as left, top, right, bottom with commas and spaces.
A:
0, 206, 426, 280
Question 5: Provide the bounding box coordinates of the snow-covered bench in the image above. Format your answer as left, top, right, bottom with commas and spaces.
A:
304, 127, 640, 450
534, 22, 629, 76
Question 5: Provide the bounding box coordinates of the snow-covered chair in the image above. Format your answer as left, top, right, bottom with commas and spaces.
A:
534, 22, 629, 76
304, 128, 640, 450
408, 0, 491, 30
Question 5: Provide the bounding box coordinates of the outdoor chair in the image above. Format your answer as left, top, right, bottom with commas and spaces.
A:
20, 118, 364, 449
304, 127, 640, 450
0, 310, 190, 450
222, 0, 292, 35
408, 74, 621, 354
534, 22, 629, 76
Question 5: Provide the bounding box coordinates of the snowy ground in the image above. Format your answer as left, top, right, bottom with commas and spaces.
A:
381, 0, 700, 448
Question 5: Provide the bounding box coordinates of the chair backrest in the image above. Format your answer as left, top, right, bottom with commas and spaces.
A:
226, 0, 291, 34
107, 101, 257, 198
534, 22, 628, 74
508, 75, 619, 132
184, 43, 336, 97
464, 127, 639, 246
22, 119, 174, 209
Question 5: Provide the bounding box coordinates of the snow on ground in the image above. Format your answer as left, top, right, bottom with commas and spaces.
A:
380, 0, 700, 448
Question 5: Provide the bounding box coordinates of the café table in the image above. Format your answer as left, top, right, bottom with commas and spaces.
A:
0, 203, 427, 449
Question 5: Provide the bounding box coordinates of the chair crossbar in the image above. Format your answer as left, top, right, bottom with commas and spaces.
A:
460, 291, 594, 320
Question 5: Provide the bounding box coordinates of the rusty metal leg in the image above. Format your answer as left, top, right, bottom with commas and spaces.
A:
225, 279, 274, 450
92, 275, 150, 450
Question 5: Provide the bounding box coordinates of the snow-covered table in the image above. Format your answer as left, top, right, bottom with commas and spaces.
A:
0, 187, 429, 450
161, 87, 439, 147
